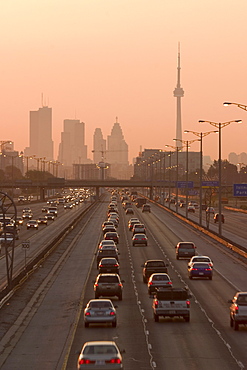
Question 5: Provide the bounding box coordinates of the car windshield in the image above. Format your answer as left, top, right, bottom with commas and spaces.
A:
84, 345, 117, 355
193, 257, 209, 262
152, 275, 169, 281
193, 263, 210, 268
147, 261, 165, 267
179, 244, 194, 249
89, 301, 112, 309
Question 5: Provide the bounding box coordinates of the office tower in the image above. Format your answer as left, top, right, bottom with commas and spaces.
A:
25, 106, 53, 160
58, 119, 88, 167
106, 118, 128, 165
93, 128, 106, 164
173, 45, 184, 149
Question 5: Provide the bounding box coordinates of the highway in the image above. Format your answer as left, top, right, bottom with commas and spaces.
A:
0, 192, 246, 369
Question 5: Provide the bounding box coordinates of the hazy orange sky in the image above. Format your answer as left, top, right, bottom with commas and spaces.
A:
1, 0, 246, 164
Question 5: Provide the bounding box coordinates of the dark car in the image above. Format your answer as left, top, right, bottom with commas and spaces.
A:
102, 225, 116, 235
45, 213, 55, 221
98, 257, 120, 274
142, 204, 151, 212
125, 207, 134, 215
38, 217, 48, 225
175, 242, 196, 260
94, 273, 124, 300
104, 231, 119, 244
188, 262, 213, 280
26, 220, 39, 229
214, 213, 225, 223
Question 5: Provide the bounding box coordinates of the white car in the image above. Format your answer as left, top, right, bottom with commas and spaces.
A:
77, 341, 123, 369
188, 255, 213, 268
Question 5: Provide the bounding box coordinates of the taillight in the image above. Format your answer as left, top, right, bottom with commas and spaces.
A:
79, 359, 95, 364
235, 305, 239, 314
191, 268, 197, 271
205, 268, 211, 271
118, 283, 122, 287
94, 283, 99, 287
186, 300, 190, 308
85, 312, 91, 316
149, 282, 153, 285
110, 311, 116, 316
154, 299, 158, 307
105, 358, 121, 364
168, 282, 172, 285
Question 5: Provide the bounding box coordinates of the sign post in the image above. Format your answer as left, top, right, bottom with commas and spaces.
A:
22, 240, 30, 269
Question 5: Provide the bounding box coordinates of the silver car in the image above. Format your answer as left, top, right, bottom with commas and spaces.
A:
77, 341, 123, 369
148, 273, 173, 294
84, 299, 117, 327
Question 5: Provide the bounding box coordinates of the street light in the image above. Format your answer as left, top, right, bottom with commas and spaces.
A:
173, 138, 199, 218
199, 119, 242, 235
223, 102, 247, 111
184, 130, 218, 225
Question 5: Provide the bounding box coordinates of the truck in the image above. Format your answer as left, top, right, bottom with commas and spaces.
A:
152, 288, 191, 322
228, 291, 247, 331
142, 259, 169, 283
135, 197, 147, 208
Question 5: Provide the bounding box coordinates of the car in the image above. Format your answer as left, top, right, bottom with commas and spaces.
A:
102, 221, 115, 229
214, 213, 225, 223
142, 259, 169, 283
45, 213, 55, 221
206, 207, 215, 214
188, 262, 213, 280
16, 216, 24, 226
98, 258, 120, 274
102, 225, 117, 235
188, 255, 213, 268
84, 299, 117, 328
108, 218, 119, 228
147, 273, 173, 295
132, 233, 148, 246
125, 207, 134, 215
64, 203, 73, 209
94, 273, 124, 300
142, 204, 151, 212
4, 224, 20, 239
189, 201, 199, 209
0, 232, 15, 245
228, 292, 247, 331
22, 212, 32, 220
41, 206, 49, 213
104, 232, 119, 244
37, 217, 48, 225
187, 205, 195, 213
47, 208, 58, 217
26, 220, 39, 229
128, 219, 140, 231
98, 240, 117, 249
96, 248, 119, 266
175, 242, 196, 260
22, 207, 32, 214
132, 224, 146, 235
77, 341, 123, 369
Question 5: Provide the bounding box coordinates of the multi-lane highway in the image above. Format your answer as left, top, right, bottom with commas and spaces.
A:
0, 192, 246, 369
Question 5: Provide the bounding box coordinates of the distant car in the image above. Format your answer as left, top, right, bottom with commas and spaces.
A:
187, 205, 195, 213
84, 299, 117, 328
42, 206, 49, 213
175, 242, 196, 260
142, 204, 151, 212
26, 220, 39, 229
132, 233, 148, 246
45, 214, 55, 221
98, 257, 120, 274
125, 207, 134, 215
104, 231, 119, 244
214, 213, 225, 223
128, 219, 140, 231
16, 216, 24, 226
37, 217, 48, 225
77, 341, 123, 369
0, 232, 15, 245
102, 225, 116, 235
188, 255, 213, 268
98, 240, 117, 249
64, 203, 73, 209
22, 207, 32, 214
22, 212, 32, 220
228, 292, 247, 331
132, 224, 146, 235
206, 207, 215, 214
147, 273, 172, 295
96, 248, 119, 267
189, 201, 199, 209
94, 273, 124, 300
102, 221, 114, 229
188, 262, 213, 280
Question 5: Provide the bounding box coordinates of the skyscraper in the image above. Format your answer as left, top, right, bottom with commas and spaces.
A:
93, 128, 106, 164
173, 45, 184, 149
106, 118, 128, 165
24, 106, 54, 160
58, 119, 88, 167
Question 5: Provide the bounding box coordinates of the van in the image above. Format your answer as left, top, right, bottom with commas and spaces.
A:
175, 242, 196, 260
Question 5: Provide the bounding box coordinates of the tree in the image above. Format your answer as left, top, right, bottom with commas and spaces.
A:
207, 160, 238, 185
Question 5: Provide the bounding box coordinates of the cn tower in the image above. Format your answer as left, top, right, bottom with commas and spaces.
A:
173, 44, 184, 149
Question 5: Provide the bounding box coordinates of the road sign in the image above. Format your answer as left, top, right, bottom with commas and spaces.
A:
202, 181, 219, 188
233, 184, 247, 197
22, 240, 30, 249
177, 181, 194, 188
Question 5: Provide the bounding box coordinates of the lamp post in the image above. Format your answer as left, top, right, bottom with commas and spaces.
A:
173, 138, 199, 218
223, 102, 247, 111
184, 130, 218, 225
199, 119, 242, 235
165, 144, 182, 213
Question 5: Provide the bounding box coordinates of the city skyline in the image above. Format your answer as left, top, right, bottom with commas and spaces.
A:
1, 1, 246, 163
